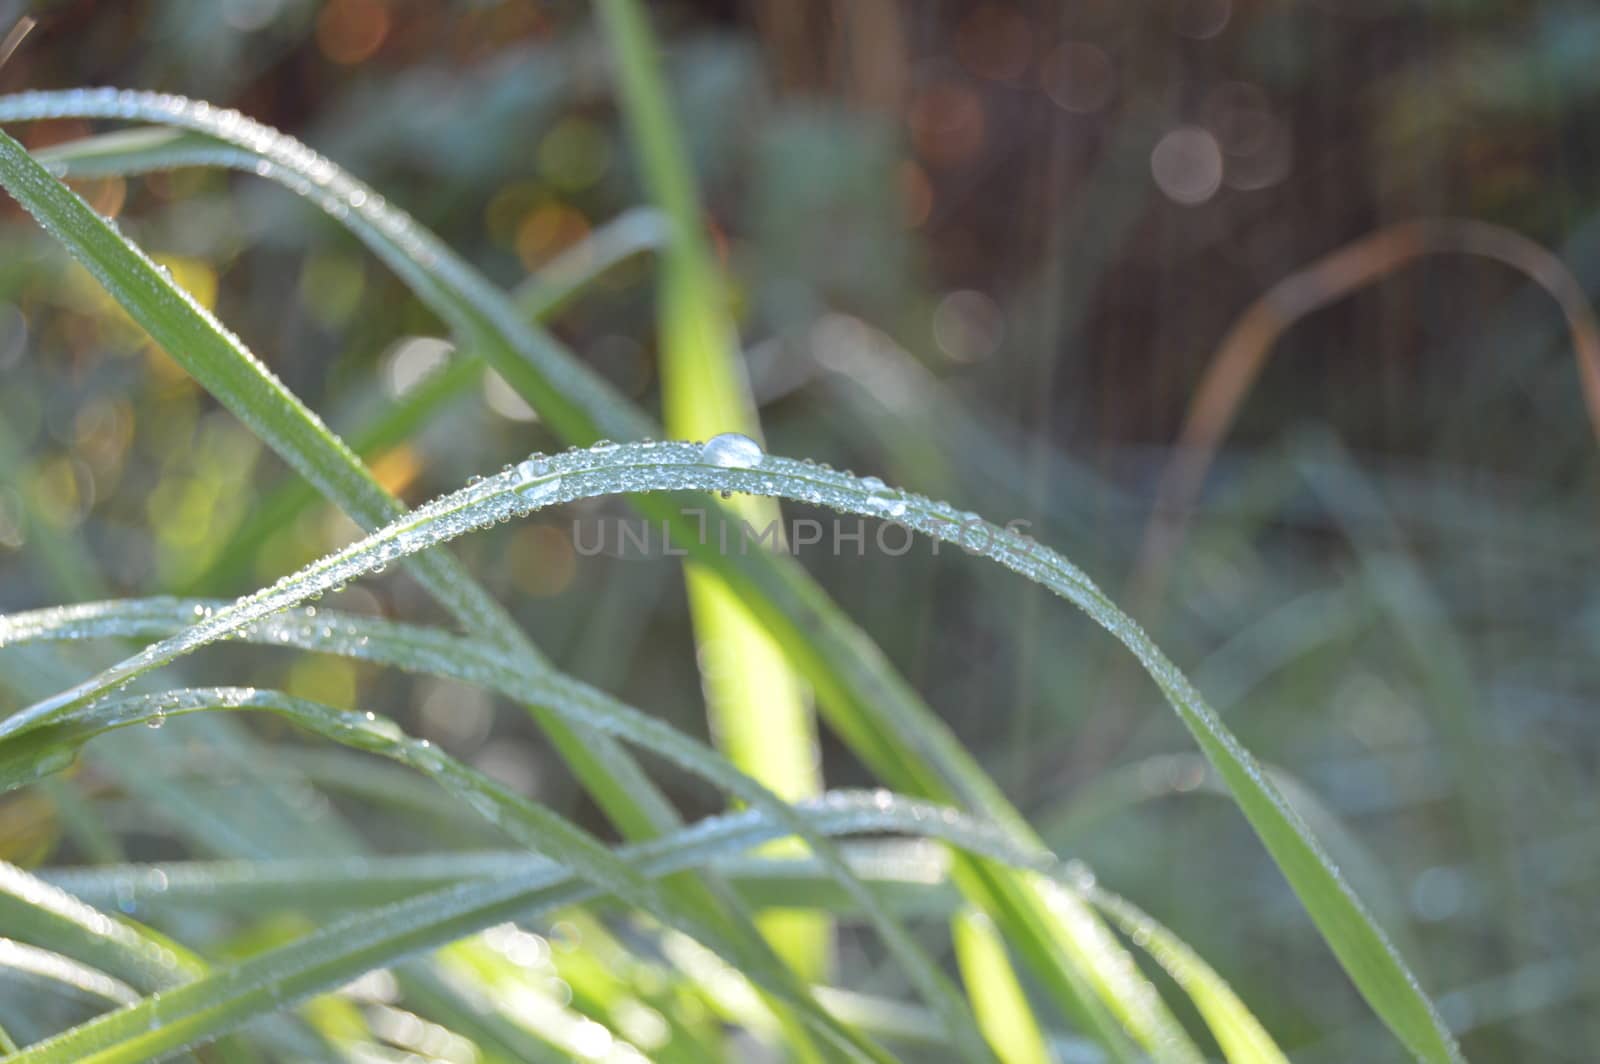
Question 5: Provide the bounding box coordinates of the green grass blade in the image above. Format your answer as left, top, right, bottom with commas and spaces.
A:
0, 861, 202, 992
1, 604, 992, 1060
39, 853, 543, 914
394, 962, 584, 1064
0, 599, 1162, 1057
0, 439, 1455, 1060
0, 533, 375, 872
0, 795, 938, 1064
36, 846, 959, 918
35, 802, 1291, 1064
952, 908, 1052, 1064
694, 849, 1293, 1063
0, 688, 890, 1059
1042, 749, 1422, 966
0, 796, 940, 1060
596, 0, 826, 982
0, 788, 1248, 1064
0, 863, 295, 1060
1083, 888, 1291, 1064
0, 938, 139, 1009
680, 846, 1298, 1063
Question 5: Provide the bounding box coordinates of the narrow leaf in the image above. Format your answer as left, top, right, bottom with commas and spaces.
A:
596, 0, 826, 981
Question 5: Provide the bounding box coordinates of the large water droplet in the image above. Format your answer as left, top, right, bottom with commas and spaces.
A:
700, 432, 764, 469
861, 476, 908, 518
30, 747, 75, 777
517, 474, 563, 505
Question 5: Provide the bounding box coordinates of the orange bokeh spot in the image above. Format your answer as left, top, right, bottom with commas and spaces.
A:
369, 444, 422, 498
907, 81, 986, 169
317, 0, 390, 65
67, 177, 126, 219
897, 160, 933, 227
510, 524, 577, 598
515, 202, 590, 271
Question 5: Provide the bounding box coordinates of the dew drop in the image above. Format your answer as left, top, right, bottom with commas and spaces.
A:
1061, 859, 1097, 892
862, 476, 907, 518
517, 475, 563, 505
700, 432, 764, 469
31, 747, 74, 777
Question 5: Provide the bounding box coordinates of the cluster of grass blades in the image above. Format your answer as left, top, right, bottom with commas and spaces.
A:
0, 9, 1464, 1062
596, 0, 829, 986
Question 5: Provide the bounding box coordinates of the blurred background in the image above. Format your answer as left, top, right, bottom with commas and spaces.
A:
2, 0, 1599, 1059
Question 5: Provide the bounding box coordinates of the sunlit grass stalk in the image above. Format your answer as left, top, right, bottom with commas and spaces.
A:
596, 0, 829, 984
953, 907, 1051, 1064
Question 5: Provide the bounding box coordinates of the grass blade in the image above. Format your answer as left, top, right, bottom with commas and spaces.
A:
596, 0, 826, 981
0, 687, 895, 1060
0, 939, 138, 1009
952, 908, 1051, 1064
1, 788, 1259, 1064
1083, 889, 1290, 1064
36, 846, 957, 918
0, 861, 201, 992
0, 795, 943, 1064
2, 604, 993, 1059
